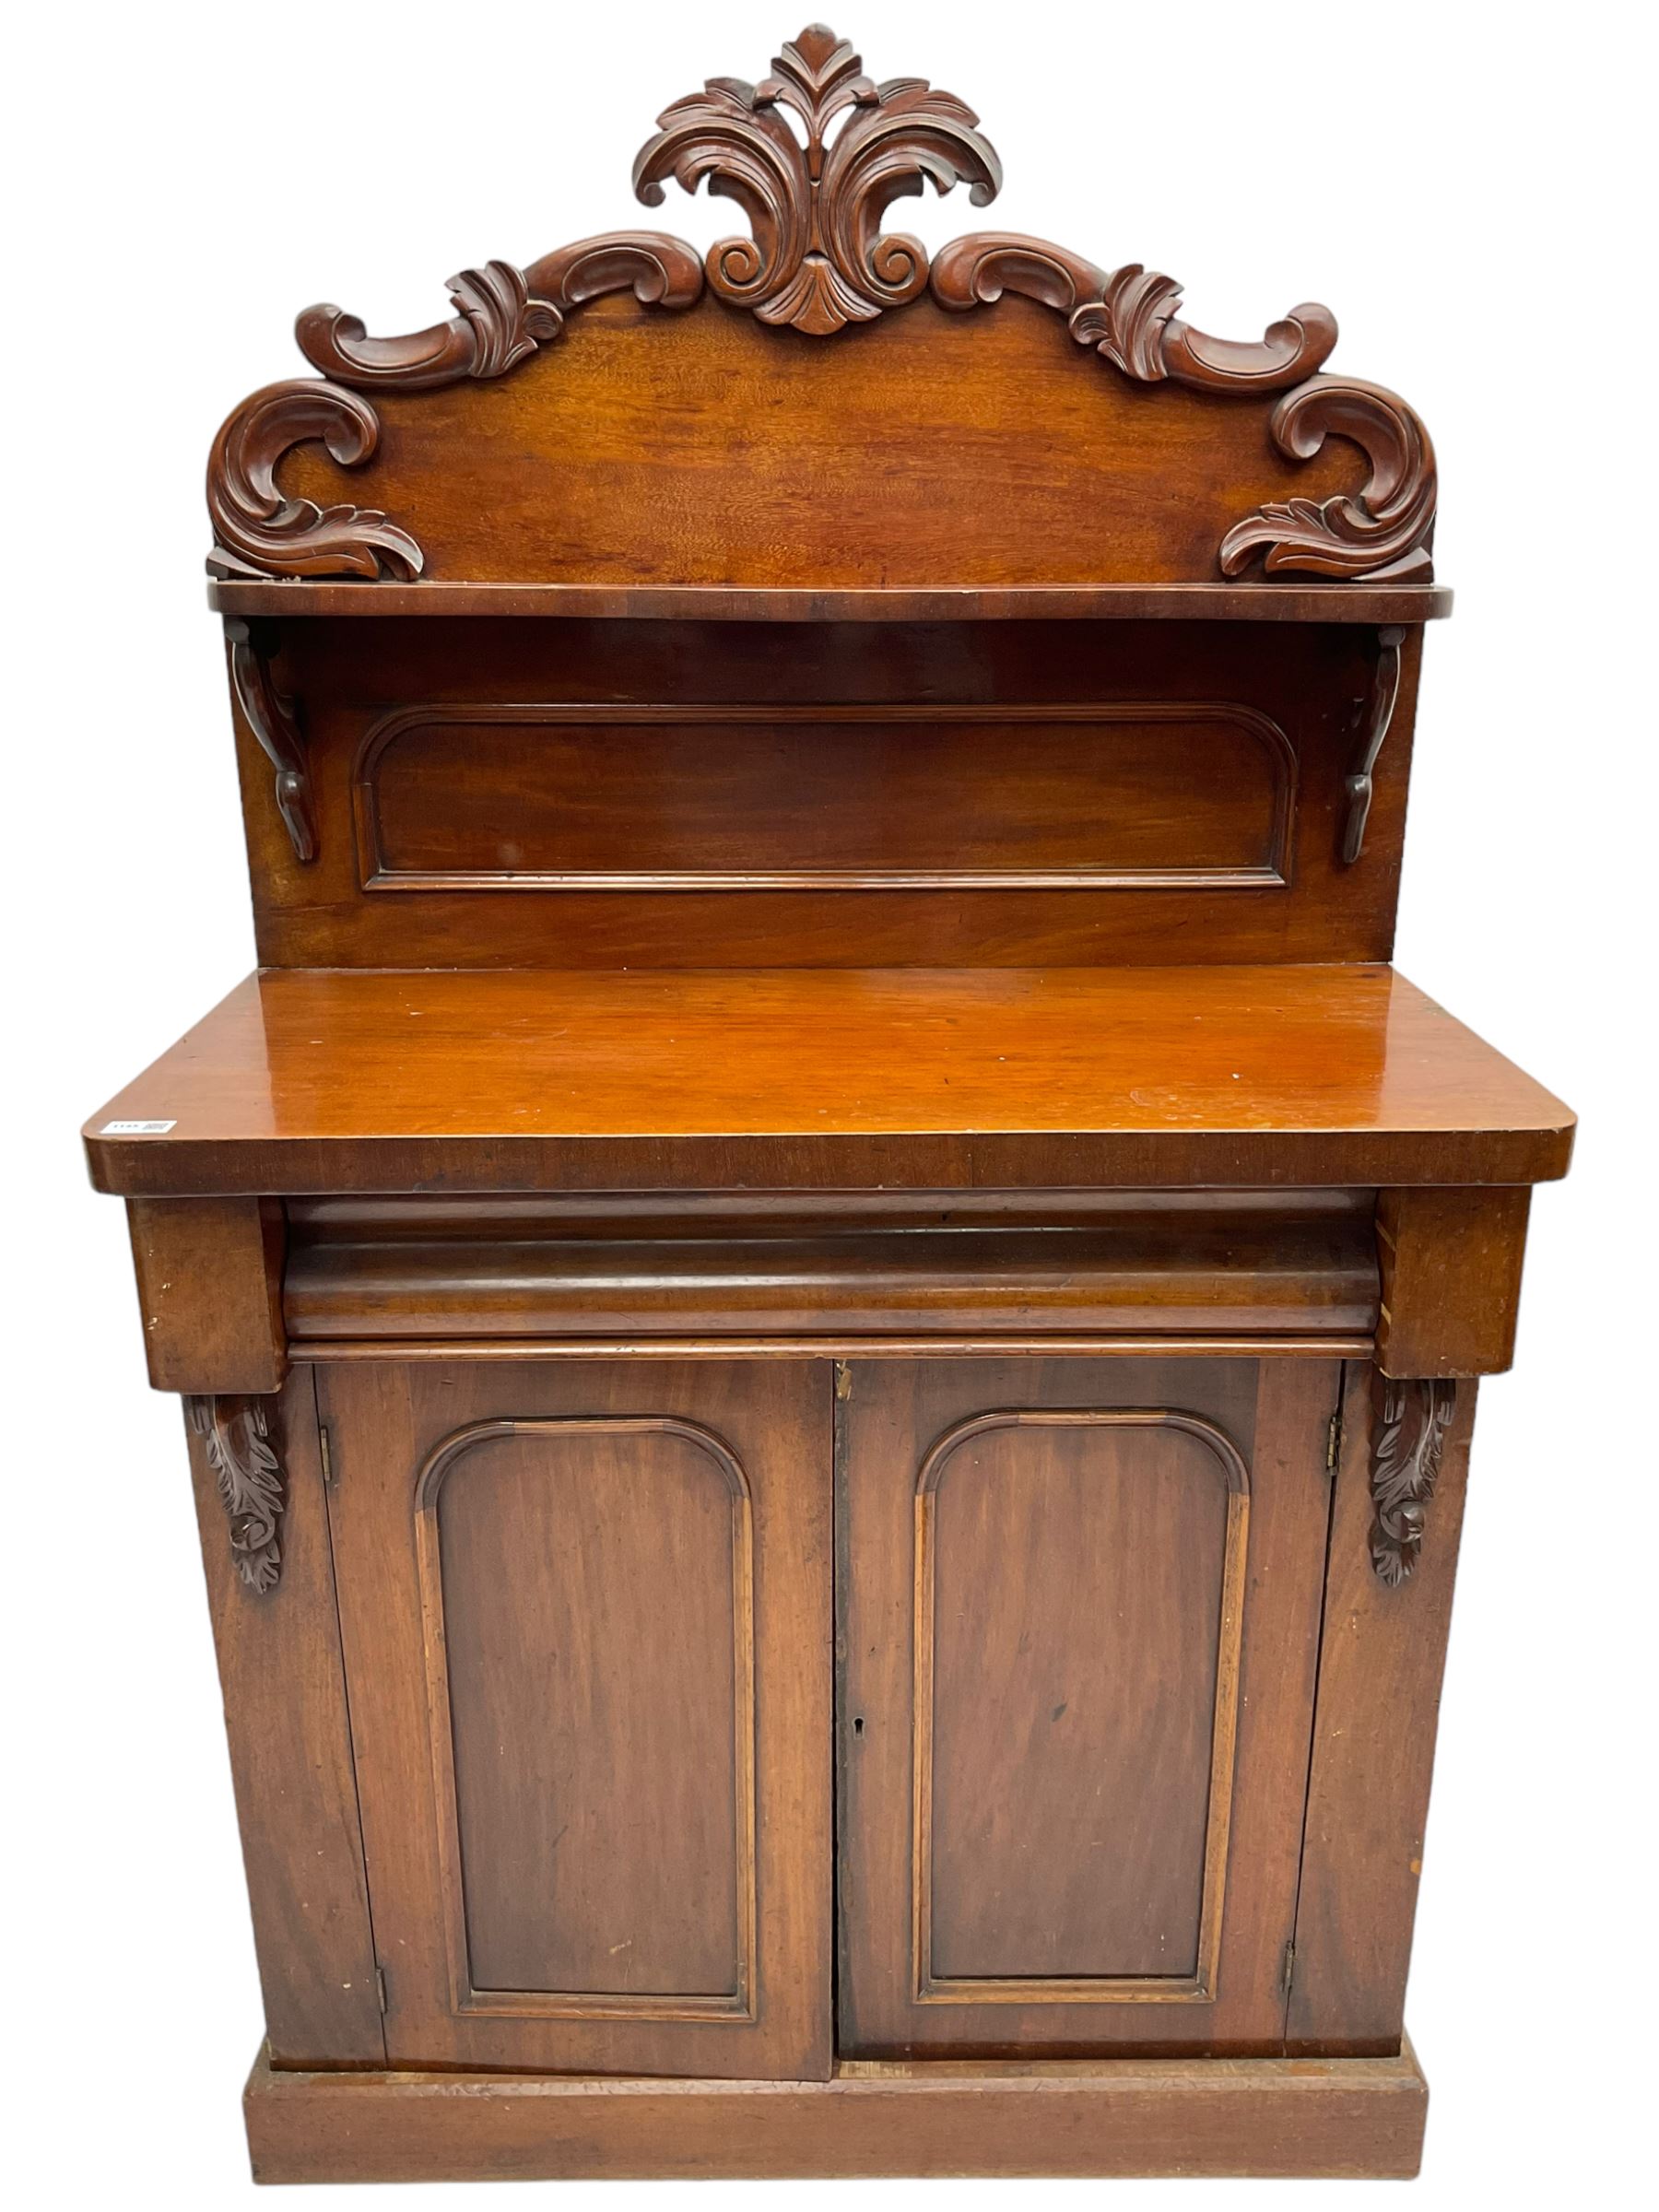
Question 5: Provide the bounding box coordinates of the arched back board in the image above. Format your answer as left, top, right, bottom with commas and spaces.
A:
205, 23, 1445, 972
206, 21, 1436, 594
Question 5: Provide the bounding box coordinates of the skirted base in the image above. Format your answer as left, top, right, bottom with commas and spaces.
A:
244, 2041, 1428, 2183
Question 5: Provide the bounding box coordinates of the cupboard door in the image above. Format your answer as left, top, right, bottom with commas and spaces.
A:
838, 1358, 1338, 2057
322, 1359, 831, 2079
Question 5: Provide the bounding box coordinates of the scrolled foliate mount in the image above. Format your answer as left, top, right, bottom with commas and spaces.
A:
189, 1394, 287, 1594
204, 20, 1438, 585
1369, 1376, 1458, 1587
632, 20, 1001, 336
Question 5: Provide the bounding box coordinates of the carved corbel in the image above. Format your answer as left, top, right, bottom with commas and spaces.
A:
1369, 1375, 1456, 1587
225, 619, 316, 863
188, 1395, 286, 1594
1342, 625, 1408, 864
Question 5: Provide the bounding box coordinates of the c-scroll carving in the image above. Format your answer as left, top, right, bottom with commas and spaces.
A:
930, 234, 1337, 392
294, 234, 704, 390
1369, 1376, 1456, 1587
189, 1394, 286, 1594
632, 22, 1002, 335
206, 382, 424, 582
225, 618, 315, 863
1219, 378, 1438, 582
1342, 626, 1407, 864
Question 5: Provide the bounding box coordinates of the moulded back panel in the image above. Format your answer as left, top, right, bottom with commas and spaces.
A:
235, 616, 1418, 968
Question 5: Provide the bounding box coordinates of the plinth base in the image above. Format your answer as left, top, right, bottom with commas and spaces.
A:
244, 2041, 1428, 2183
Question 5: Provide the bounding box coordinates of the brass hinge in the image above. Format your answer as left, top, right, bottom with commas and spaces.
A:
835, 1362, 852, 1402
1325, 1408, 1343, 1473
375, 1965, 389, 2015
318, 1422, 336, 1490
1281, 1939, 1296, 1997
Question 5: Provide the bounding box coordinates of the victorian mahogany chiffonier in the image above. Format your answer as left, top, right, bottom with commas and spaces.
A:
83, 22, 1574, 2187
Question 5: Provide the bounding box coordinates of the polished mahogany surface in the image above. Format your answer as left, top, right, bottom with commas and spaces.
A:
85, 964, 1573, 1196
206, 582, 1454, 623
83, 13, 1578, 2178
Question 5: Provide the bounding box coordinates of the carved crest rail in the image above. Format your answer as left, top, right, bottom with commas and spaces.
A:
205, 21, 1437, 588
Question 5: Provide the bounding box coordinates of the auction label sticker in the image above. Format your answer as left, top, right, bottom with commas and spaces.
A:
100, 1119, 178, 1135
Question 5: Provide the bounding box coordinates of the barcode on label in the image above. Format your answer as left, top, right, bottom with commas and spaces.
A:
101, 1119, 177, 1135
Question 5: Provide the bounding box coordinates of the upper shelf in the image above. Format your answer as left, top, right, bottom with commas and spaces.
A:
206, 581, 1453, 624
85, 965, 1573, 1198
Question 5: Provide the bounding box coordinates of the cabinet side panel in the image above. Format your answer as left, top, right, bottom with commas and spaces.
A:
1288, 1366, 1477, 2053
185, 1371, 384, 2065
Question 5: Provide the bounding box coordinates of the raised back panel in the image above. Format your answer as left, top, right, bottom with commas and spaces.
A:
206, 19, 1441, 971
356, 701, 1296, 894
268, 293, 1368, 591
236, 616, 1418, 967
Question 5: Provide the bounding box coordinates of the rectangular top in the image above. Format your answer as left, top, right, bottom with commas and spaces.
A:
84, 967, 1573, 1197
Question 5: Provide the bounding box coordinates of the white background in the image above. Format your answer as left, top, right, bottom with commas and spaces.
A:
4, 1, 1649, 2202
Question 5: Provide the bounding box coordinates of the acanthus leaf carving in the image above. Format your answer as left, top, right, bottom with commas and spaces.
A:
1218, 377, 1438, 582
206, 381, 424, 582
202, 28, 1438, 589
295, 234, 703, 391
632, 22, 1001, 335
929, 232, 1339, 392
296, 261, 560, 389
1368, 1375, 1457, 1587
189, 1394, 286, 1594
524, 231, 706, 317
225, 618, 316, 863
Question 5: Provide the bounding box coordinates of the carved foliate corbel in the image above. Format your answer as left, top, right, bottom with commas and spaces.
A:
1369, 1375, 1457, 1586
188, 1395, 286, 1594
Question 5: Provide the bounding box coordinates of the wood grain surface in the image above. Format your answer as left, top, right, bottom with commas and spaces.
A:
243, 2041, 1429, 2182
84, 964, 1573, 1196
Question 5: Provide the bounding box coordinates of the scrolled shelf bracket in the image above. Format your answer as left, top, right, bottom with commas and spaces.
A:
224, 618, 317, 864
1342, 624, 1408, 864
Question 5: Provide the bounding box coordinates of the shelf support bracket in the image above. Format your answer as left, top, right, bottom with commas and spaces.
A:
1342, 625, 1407, 864
225, 618, 318, 864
